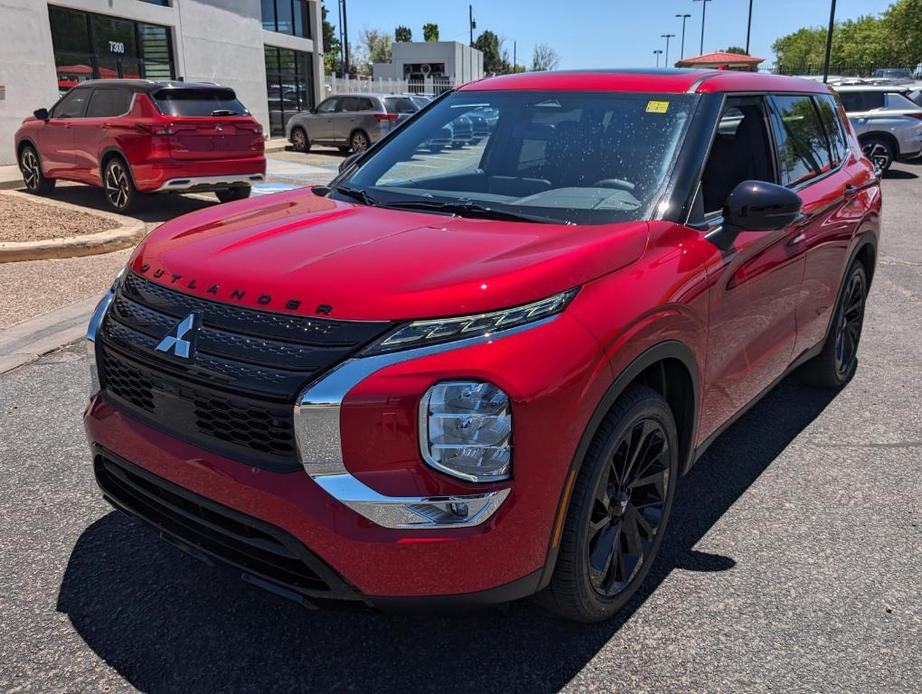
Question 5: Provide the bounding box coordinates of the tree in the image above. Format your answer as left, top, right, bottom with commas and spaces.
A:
320, 1, 341, 75
359, 27, 391, 67
395, 25, 412, 42
531, 43, 560, 72
474, 30, 510, 74
723, 46, 748, 55
423, 23, 439, 42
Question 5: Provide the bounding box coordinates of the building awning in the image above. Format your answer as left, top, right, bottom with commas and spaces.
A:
675, 51, 764, 70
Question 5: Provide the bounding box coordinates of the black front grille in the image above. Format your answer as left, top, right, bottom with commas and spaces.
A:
94, 449, 358, 601
97, 272, 392, 469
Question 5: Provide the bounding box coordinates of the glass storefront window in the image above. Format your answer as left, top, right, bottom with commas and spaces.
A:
261, 0, 312, 38
265, 46, 315, 135
48, 6, 174, 93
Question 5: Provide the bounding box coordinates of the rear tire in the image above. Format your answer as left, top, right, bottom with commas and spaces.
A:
537, 385, 679, 623
103, 157, 139, 213
215, 186, 251, 203
290, 127, 310, 153
799, 263, 868, 388
349, 130, 370, 153
860, 135, 895, 172
19, 145, 55, 195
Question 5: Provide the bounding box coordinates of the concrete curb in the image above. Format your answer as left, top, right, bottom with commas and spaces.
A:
0, 178, 22, 191
0, 296, 97, 373
0, 189, 144, 263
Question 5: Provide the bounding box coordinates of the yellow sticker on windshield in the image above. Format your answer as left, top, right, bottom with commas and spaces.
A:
646, 100, 670, 114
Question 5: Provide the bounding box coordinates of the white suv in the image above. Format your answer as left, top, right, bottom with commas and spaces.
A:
835, 85, 922, 170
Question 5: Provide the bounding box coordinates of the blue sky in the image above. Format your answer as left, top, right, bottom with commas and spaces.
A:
327, 0, 894, 68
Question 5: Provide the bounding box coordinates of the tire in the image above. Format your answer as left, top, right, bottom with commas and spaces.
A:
538, 385, 679, 623
215, 186, 251, 203
290, 127, 310, 153
349, 130, 370, 153
428, 145, 444, 154
103, 157, 139, 213
799, 263, 868, 388
19, 145, 55, 195
860, 136, 895, 172
451, 142, 464, 150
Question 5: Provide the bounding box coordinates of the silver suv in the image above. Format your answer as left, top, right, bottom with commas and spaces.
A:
835, 85, 922, 170
285, 94, 418, 154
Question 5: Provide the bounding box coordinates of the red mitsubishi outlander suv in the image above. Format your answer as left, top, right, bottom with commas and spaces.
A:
84, 70, 880, 622
15, 80, 265, 212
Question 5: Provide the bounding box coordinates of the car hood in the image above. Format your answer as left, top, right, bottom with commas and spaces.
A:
130, 189, 649, 321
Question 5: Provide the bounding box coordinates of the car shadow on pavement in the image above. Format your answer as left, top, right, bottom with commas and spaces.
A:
56, 377, 837, 692
41, 184, 216, 224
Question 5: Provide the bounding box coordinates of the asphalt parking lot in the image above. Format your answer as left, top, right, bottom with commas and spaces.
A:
1, 161, 920, 693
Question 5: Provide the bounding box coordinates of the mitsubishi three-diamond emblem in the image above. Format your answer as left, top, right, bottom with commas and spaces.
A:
155, 313, 199, 359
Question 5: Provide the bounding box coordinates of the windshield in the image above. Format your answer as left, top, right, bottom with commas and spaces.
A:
153, 88, 248, 117
340, 90, 695, 225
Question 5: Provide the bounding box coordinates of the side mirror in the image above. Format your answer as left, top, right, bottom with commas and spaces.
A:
338, 152, 361, 173
33, 108, 49, 121
724, 180, 802, 231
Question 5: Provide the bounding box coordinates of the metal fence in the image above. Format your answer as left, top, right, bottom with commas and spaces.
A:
761, 63, 919, 78
324, 75, 454, 96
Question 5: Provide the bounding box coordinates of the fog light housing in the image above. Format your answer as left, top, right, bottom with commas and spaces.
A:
418, 381, 511, 482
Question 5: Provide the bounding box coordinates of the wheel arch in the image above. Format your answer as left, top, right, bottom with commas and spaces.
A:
16, 138, 38, 160
99, 147, 132, 181
536, 340, 700, 592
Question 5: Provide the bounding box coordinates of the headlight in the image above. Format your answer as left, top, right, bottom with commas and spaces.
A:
362, 288, 577, 355
419, 381, 512, 483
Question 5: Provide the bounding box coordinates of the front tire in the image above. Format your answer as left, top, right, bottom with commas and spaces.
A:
290, 127, 310, 153
861, 136, 895, 172
215, 186, 251, 203
799, 263, 868, 387
539, 385, 679, 623
103, 157, 138, 213
20, 145, 55, 195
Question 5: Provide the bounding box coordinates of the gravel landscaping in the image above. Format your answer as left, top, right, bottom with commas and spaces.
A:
0, 192, 116, 243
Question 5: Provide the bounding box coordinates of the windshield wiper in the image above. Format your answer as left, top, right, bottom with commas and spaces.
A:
333, 185, 378, 206
376, 199, 559, 224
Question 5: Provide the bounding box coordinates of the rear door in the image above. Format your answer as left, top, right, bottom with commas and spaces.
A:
79, 86, 135, 180
40, 88, 89, 175
152, 87, 262, 161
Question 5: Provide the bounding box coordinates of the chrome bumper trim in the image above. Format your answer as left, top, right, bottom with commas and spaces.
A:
154, 174, 265, 192
294, 319, 553, 529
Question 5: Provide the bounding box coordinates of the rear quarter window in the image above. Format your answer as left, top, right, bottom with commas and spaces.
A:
153, 88, 248, 117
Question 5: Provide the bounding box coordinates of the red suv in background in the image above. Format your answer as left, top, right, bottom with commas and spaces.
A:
15, 80, 265, 212
84, 70, 880, 623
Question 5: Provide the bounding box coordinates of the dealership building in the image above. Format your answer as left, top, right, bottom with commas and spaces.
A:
0, 0, 325, 165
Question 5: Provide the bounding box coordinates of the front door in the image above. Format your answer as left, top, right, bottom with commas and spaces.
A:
39, 88, 89, 176
311, 97, 339, 143
695, 97, 807, 441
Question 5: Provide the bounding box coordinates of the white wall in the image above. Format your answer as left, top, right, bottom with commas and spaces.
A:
0, 0, 60, 165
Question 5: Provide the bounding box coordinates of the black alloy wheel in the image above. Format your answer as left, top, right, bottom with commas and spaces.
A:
291, 127, 309, 152
104, 158, 136, 212
350, 130, 370, 153
586, 417, 671, 597
833, 267, 867, 381
20, 145, 54, 194
799, 262, 868, 387
861, 136, 894, 172
539, 385, 679, 622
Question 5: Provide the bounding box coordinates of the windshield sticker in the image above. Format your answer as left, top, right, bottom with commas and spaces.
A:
646, 100, 670, 114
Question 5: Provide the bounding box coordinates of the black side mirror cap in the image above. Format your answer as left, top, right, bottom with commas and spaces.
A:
723, 180, 803, 231
338, 152, 361, 173
33, 108, 49, 121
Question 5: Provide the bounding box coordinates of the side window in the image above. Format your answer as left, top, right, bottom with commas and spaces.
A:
316, 97, 338, 114
699, 99, 776, 214
86, 89, 133, 118
839, 91, 884, 113
53, 90, 89, 119
814, 95, 848, 167
768, 95, 832, 186
340, 97, 359, 112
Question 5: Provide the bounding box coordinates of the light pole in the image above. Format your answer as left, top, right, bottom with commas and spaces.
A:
692, 0, 713, 56
822, 0, 837, 83
340, 0, 350, 78
469, 5, 476, 79
745, 0, 754, 54
653, 49, 663, 68
661, 33, 676, 67
676, 13, 691, 59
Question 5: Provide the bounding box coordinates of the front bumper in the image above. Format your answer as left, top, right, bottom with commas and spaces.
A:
84, 301, 606, 600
